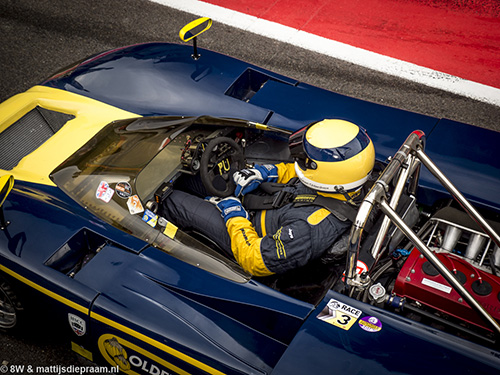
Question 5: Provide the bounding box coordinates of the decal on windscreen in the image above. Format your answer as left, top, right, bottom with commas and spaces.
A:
317, 299, 362, 331
127, 195, 144, 215
142, 209, 158, 227
115, 181, 132, 199
96, 181, 115, 203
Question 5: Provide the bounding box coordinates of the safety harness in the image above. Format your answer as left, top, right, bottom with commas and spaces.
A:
242, 179, 362, 223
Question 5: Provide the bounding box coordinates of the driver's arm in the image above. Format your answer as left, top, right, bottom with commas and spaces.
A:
226, 210, 338, 277
226, 216, 273, 276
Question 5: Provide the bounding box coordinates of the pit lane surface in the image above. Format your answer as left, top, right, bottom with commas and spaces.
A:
1, 0, 500, 370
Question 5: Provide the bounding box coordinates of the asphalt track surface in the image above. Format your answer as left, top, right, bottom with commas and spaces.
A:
0, 0, 500, 370
1, 0, 500, 131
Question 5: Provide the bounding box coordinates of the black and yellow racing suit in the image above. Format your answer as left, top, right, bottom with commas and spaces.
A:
226, 163, 350, 276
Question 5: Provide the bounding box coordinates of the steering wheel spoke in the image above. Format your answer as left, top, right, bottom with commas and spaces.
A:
200, 137, 245, 197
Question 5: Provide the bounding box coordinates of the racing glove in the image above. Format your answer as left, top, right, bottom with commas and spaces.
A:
233, 164, 278, 197
208, 196, 249, 223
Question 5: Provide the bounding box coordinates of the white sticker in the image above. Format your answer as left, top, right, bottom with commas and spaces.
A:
127, 195, 144, 215
342, 260, 369, 282
96, 181, 114, 203
422, 278, 452, 293
68, 313, 86, 336
317, 299, 362, 331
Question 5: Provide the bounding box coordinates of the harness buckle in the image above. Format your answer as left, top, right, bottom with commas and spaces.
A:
271, 178, 299, 208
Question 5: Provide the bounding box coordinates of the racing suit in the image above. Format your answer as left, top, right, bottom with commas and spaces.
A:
163, 163, 350, 276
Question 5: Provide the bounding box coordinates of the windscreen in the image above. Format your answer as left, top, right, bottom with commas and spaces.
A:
50, 116, 249, 282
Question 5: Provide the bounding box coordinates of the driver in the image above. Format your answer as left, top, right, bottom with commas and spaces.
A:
162, 119, 375, 276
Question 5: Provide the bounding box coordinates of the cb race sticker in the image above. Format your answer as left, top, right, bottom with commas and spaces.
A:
317, 299, 362, 331
359, 316, 383, 333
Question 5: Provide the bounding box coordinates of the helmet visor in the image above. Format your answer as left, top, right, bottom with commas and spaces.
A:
303, 127, 371, 162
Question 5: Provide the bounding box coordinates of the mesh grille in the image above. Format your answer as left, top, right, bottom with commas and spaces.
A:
0, 106, 75, 170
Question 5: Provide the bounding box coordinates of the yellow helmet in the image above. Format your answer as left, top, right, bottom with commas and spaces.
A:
289, 119, 375, 194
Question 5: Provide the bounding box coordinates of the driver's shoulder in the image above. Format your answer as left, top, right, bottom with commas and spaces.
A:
275, 162, 297, 183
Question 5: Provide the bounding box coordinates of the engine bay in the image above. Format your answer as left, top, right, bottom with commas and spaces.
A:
332, 129, 500, 348
346, 203, 499, 345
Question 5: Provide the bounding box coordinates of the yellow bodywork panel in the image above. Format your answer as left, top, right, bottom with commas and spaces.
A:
0, 86, 140, 186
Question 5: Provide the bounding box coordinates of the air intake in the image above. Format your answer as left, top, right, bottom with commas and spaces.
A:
0, 106, 74, 170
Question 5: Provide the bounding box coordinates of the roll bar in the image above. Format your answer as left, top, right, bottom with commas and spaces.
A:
344, 130, 500, 335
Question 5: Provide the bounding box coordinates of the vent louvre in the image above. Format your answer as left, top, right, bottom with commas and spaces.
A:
0, 106, 75, 170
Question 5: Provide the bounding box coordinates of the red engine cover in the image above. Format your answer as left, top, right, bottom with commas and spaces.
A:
393, 249, 500, 331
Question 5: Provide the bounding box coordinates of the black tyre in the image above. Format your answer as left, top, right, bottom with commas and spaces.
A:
0, 276, 23, 330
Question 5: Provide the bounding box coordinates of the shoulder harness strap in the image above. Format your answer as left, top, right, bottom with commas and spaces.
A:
293, 194, 355, 222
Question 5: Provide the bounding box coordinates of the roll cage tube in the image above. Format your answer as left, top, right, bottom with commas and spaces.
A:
344, 130, 500, 336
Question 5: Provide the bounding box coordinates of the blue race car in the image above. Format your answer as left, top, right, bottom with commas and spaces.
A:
1, 18, 500, 375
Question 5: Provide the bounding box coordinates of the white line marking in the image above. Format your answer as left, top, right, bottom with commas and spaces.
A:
152, 0, 500, 106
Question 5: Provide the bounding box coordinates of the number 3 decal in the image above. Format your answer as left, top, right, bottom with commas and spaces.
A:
336, 314, 352, 326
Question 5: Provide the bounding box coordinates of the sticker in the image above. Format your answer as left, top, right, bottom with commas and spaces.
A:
127, 195, 144, 215
317, 298, 362, 331
68, 313, 86, 336
359, 316, 383, 333
96, 181, 114, 203
342, 260, 369, 282
163, 221, 178, 239
142, 209, 158, 227
422, 278, 452, 294
115, 181, 132, 199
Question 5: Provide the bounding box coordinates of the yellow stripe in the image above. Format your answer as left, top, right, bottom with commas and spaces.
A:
0, 264, 225, 375
91, 312, 226, 375
260, 210, 267, 237
0, 264, 88, 314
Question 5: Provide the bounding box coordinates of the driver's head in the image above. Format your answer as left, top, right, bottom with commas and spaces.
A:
289, 119, 375, 199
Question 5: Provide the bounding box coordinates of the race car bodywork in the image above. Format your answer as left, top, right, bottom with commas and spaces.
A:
1, 18, 500, 375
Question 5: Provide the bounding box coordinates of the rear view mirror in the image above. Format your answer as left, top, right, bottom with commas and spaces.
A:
179, 17, 213, 60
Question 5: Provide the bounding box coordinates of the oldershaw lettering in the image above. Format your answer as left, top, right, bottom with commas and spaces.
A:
129, 356, 172, 375
98, 334, 185, 375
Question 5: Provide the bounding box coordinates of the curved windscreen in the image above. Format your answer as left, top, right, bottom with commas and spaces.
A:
50, 116, 250, 282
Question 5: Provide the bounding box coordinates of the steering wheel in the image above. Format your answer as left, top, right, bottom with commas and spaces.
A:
199, 137, 245, 197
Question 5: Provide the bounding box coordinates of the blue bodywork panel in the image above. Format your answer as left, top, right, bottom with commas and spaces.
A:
0, 41, 498, 374
43, 43, 500, 211
272, 291, 500, 375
